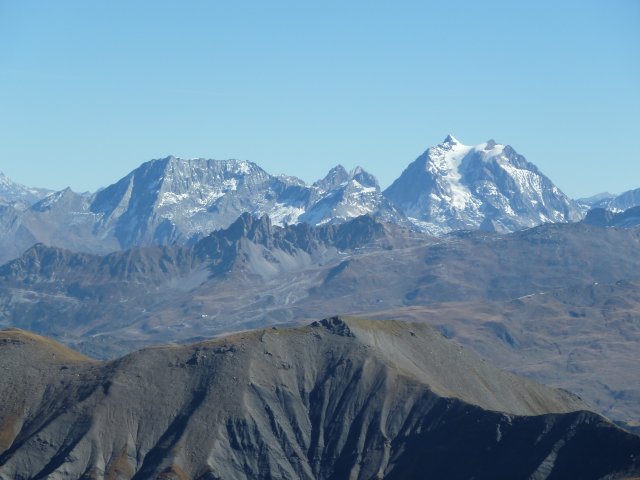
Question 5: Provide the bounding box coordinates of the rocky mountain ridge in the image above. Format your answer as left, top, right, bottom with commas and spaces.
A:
1, 318, 638, 479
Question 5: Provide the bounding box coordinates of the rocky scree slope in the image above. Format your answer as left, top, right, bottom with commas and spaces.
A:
1, 317, 638, 480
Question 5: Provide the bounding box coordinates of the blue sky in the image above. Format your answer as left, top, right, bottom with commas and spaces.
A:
1, 0, 638, 197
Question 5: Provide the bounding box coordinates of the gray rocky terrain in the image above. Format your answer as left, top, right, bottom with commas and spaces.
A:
1, 317, 638, 479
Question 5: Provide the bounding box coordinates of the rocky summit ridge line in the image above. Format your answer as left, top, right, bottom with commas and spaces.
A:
0, 136, 591, 264
1, 317, 638, 479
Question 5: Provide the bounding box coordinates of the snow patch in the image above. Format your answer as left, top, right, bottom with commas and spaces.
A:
158, 192, 190, 207
268, 204, 305, 225
235, 161, 252, 175
223, 178, 238, 191
425, 141, 474, 210
500, 163, 544, 198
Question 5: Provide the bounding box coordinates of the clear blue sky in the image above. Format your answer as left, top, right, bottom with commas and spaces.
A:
1, 0, 638, 198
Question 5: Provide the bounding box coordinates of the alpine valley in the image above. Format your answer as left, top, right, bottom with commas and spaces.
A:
1, 136, 640, 479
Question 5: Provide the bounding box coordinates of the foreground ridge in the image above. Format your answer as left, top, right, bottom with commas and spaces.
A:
1, 317, 638, 479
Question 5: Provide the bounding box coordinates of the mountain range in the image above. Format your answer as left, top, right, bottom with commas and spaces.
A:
584, 187, 640, 212
0, 156, 401, 265
5, 135, 637, 265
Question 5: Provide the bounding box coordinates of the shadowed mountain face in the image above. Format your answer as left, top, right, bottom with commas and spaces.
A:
1, 318, 638, 480
583, 206, 640, 228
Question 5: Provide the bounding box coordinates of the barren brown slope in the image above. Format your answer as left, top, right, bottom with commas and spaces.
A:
0, 329, 94, 453
359, 278, 640, 427
1, 317, 638, 480
0, 328, 92, 363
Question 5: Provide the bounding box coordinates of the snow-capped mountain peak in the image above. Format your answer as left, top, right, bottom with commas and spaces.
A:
314, 164, 379, 192
0, 171, 52, 210
299, 164, 397, 226
384, 137, 581, 233
80, 157, 399, 249
442, 133, 460, 145
314, 165, 350, 192
350, 166, 378, 189
88, 156, 289, 247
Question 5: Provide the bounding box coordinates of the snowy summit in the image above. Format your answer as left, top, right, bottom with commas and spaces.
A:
384, 136, 581, 233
